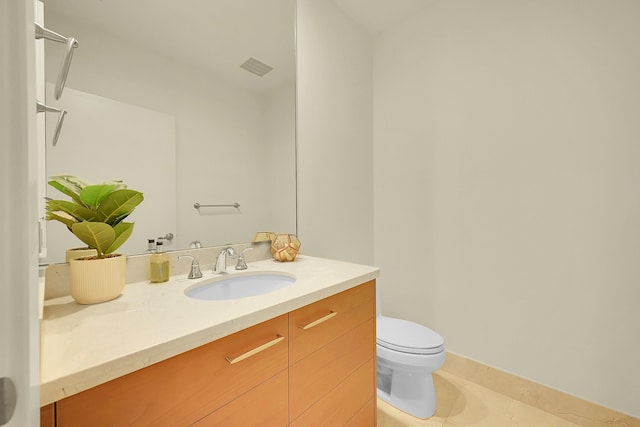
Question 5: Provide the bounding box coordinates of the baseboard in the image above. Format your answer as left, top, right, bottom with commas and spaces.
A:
441, 352, 639, 427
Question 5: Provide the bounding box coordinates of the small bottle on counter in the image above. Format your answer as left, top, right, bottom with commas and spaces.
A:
149, 238, 170, 283
146, 238, 156, 253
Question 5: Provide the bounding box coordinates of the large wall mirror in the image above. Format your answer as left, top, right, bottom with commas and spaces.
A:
42, 0, 296, 264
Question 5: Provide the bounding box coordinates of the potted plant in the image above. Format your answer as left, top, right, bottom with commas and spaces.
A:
46, 175, 144, 304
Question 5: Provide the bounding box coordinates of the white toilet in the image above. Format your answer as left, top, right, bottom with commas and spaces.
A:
376, 291, 445, 419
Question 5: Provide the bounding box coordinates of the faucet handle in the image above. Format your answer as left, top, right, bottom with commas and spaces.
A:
234, 247, 254, 270
178, 255, 203, 279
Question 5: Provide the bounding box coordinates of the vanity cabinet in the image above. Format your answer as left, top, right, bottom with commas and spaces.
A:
42, 280, 376, 426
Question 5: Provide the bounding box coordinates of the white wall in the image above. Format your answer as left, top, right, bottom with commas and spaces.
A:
44, 15, 295, 260
373, 0, 640, 416
297, 0, 374, 265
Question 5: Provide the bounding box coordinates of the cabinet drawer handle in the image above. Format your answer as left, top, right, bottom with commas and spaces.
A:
298, 311, 338, 330
225, 334, 285, 365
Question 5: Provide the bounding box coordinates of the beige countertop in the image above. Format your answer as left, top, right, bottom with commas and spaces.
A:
40, 255, 379, 406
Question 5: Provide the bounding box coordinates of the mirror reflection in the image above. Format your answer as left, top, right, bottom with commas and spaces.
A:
43, 0, 296, 264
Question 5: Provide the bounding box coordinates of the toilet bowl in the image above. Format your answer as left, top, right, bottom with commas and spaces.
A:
376, 315, 445, 419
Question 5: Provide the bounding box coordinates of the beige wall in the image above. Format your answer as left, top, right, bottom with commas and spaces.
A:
297, 0, 374, 265
373, 0, 640, 417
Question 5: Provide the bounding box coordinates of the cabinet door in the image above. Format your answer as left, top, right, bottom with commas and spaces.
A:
291, 358, 375, 427
289, 280, 375, 364
290, 319, 374, 420
40, 404, 55, 427
289, 281, 376, 425
192, 370, 288, 426
345, 397, 377, 427
56, 314, 288, 427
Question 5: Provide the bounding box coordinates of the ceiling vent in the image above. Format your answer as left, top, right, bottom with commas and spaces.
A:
240, 57, 274, 77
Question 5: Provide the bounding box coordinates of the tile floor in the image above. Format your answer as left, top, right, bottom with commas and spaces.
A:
377, 370, 584, 427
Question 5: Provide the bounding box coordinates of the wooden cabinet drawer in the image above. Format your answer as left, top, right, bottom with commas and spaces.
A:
290, 358, 376, 427
192, 370, 288, 426
345, 397, 376, 427
290, 318, 375, 421
56, 314, 288, 427
289, 280, 375, 364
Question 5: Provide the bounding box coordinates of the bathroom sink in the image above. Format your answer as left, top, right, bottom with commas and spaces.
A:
185, 272, 296, 301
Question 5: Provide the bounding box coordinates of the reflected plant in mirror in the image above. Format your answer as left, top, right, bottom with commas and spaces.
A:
41, 0, 297, 264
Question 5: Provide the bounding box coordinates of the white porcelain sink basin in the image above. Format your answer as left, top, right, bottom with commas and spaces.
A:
185, 272, 296, 301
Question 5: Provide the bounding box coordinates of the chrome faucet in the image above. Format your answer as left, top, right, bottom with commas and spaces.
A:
214, 247, 236, 273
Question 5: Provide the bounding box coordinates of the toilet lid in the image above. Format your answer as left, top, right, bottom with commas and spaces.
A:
377, 316, 445, 355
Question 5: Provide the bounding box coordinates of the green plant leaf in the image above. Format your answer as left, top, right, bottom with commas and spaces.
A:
103, 180, 127, 191
105, 222, 134, 254
46, 199, 98, 222
111, 212, 133, 226
95, 190, 144, 225
45, 211, 77, 229
48, 175, 89, 205
71, 222, 115, 257
79, 184, 117, 208
45, 177, 143, 252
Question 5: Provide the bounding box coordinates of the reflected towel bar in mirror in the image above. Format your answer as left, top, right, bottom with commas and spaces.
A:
194, 203, 240, 209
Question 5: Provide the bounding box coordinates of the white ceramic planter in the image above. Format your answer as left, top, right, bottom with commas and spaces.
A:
69, 254, 126, 304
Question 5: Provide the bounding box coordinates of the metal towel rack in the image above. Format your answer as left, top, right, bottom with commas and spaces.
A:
36, 101, 67, 146
35, 23, 79, 100
194, 203, 240, 209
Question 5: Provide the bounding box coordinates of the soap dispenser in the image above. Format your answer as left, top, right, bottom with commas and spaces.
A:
149, 238, 170, 283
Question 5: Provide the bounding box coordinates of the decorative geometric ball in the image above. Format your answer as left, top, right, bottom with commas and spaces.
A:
270, 234, 301, 262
